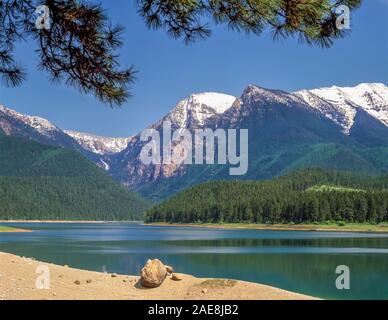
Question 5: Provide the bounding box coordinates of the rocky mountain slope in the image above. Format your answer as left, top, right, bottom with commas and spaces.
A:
108, 83, 387, 200
64, 130, 131, 155
1, 83, 387, 201
294, 83, 388, 134
0, 105, 130, 168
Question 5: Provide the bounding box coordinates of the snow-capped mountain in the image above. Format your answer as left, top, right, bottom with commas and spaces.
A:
0, 104, 62, 138
107, 92, 237, 187
161, 92, 236, 128
0, 104, 132, 164
65, 130, 131, 155
0, 105, 105, 166
107, 83, 388, 200
2, 82, 387, 201
0, 104, 88, 154
294, 83, 388, 134
242, 85, 307, 107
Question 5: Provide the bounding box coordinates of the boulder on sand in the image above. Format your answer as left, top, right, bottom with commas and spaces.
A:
140, 259, 167, 288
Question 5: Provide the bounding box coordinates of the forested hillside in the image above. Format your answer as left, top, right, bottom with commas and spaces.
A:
0, 134, 150, 220
145, 169, 388, 224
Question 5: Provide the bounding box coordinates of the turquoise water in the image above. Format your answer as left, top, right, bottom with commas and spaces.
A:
0, 223, 387, 299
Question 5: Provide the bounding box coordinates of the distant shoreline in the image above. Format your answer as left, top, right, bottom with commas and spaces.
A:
2, 221, 388, 233
0, 220, 140, 224
146, 222, 388, 233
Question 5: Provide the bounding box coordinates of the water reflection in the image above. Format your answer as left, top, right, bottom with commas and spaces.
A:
0, 223, 387, 299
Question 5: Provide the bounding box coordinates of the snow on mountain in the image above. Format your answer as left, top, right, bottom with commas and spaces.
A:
109, 92, 237, 185
242, 84, 306, 107
65, 130, 131, 155
191, 92, 237, 113
294, 83, 388, 134
163, 92, 236, 127
0, 104, 61, 137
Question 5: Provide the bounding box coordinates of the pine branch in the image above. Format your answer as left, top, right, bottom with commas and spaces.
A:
0, 0, 362, 106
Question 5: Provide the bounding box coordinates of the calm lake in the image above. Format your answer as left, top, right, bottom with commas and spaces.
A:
0, 223, 387, 299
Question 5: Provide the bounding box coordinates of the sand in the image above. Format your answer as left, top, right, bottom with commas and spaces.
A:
0, 252, 317, 300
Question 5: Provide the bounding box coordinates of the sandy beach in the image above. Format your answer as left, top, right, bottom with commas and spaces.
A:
0, 252, 316, 300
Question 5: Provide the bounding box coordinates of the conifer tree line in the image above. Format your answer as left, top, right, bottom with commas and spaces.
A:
0, 176, 148, 221
0, 134, 150, 220
145, 169, 388, 224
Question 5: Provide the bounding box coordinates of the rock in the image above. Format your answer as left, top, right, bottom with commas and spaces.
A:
111, 273, 117, 278
140, 259, 167, 288
165, 265, 174, 275
74, 280, 81, 285
58, 275, 64, 278
53, 292, 57, 297
86, 279, 92, 284
171, 273, 182, 281
202, 288, 208, 294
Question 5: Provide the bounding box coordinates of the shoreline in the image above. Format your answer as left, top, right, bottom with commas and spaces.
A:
0, 252, 317, 300
0, 220, 138, 224
2, 220, 388, 233
0, 220, 388, 233
146, 222, 388, 233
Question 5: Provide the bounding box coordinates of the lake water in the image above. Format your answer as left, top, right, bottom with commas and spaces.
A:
0, 223, 387, 299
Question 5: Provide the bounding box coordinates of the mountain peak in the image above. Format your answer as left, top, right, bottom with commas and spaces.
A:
241, 84, 303, 108
0, 103, 60, 135
164, 92, 236, 127
243, 84, 278, 95
187, 92, 236, 113
294, 82, 388, 134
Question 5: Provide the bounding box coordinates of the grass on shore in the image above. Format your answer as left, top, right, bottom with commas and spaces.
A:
0, 225, 29, 232
148, 222, 388, 233
0, 226, 16, 232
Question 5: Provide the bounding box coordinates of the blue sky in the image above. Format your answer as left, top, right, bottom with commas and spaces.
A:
0, 0, 387, 137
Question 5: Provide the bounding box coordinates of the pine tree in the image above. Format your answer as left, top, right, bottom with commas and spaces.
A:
356, 197, 368, 222
1, 0, 361, 105
145, 169, 388, 225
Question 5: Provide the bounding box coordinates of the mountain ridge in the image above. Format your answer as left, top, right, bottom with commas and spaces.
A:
64, 130, 132, 155
1, 82, 386, 151
1, 82, 387, 201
